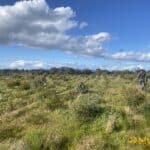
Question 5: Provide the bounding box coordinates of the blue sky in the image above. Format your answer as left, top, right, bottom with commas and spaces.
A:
0, 0, 150, 70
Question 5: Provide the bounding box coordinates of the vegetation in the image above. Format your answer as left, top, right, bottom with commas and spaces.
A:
0, 69, 149, 150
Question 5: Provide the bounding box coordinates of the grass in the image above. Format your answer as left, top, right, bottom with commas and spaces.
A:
0, 72, 149, 150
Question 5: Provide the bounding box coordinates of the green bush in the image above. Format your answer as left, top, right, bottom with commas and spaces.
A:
24, 127, 70, 150
140, 101, 150, 126
8, 99, 15, 111
44, 134, 69, 150
70, 94, 103, 122
75, 136, 102, 150
44, 127, 70, 150
24, 129, 45, 150
20, 80, 30, 90
39, 89, 63, 110
25, 111, 48, 125
113, 112, 131, 131
123, 86, 146, 108
31, 75, 46, 89
45, 96, 64, 110
7, 80, 20, 88
38, 89, 56, 99
76, 82, 88, 94
0, 123, 23, 141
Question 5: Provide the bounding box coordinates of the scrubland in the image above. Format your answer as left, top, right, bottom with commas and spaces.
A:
0, 72, 149, 150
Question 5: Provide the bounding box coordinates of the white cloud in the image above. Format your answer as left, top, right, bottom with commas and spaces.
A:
79, 22, 88, 29
10, 60, 45, 69
1, 0, 150, 63
0, 0, 110, 56
98, 63, 145, 71
102, 51, 150, 62
9, 60, 82, 69
122, 64, 143, 71
6, 59, 149, 70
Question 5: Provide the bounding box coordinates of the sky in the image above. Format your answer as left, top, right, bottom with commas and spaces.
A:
0, 0, 150, 70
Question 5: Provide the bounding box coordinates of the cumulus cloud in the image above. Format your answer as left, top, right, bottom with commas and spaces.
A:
102, 51, 150, 62
1, 0, 150, 63
9, 60, 84, 69
0, 0, 111, 56
8, 59, 147, 70
9, 60, 46, 69
79, 22, 88, 29
118, 64, 144, 71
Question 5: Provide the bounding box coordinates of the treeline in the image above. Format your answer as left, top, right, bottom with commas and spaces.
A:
0, 67, 149, 75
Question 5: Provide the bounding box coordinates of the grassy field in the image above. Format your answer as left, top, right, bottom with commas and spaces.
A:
0, 72, 149, 150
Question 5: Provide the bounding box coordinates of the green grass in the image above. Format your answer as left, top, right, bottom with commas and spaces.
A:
0, 73, 149, 150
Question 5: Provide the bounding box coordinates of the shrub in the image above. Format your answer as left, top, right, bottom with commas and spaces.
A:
113, 113, 131, 131
24, 126, 70, 150
76, 82, 88, 94
45, 98, 63, 111
70, 94, 103, 122
24, 129, 45, 150
10, 140, 28, 150
20, 80, 30, 90
25, 111, 48, 125
0, 141, 11, 150
75, 135, 118, 150
39, 89, 63, 110
104, 88, 125, 106
45, 134, 69, 150
8, 100, 15, 111
140, 101, 150, 126
38, 89, 56, 99
31, 75, 46, 89
0, 123, 23, 141
123, 86, 146, 108
44, 127, 70, 150
7, 80, 20, 88
75, 136, 102, 150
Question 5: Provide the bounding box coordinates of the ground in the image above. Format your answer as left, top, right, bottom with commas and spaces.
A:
0, 72, 150, 150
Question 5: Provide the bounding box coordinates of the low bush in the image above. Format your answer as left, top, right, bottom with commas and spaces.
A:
24, 128, 45, 150
25, 111, 48, 125
75, 136, 102, 150
70, 94, 103, 122
20, 80, 30, 90
76, 82, 88, 94
7, 80, 20, 88
45, 98, 63, 110
0, 123, 23, 141
31, 75, 46, 89
123, 86, 146, 108
24, 126, 70, 150
44, 134, 69, 150
39, 89, 63, 110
